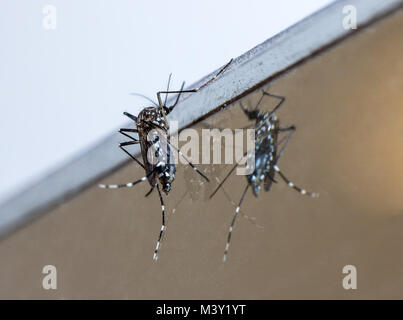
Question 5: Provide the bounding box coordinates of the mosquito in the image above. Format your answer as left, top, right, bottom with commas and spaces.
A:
99, 59, 233, 261
210, 89, 319, 262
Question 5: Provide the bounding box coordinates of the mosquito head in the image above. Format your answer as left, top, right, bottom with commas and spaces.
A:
162, 105, 171, 116
248, 110, 260, 120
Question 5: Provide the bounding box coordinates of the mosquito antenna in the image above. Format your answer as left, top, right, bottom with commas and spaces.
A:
164, 73, 172, 107
130, 92, 159, 107
168, 81, 185, 112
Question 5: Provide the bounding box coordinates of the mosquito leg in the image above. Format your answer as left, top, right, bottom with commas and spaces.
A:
276, 125, 296, 161
223, 184, 250, 262
252, 91, 267, 112
98, 167, 155, 189
209, 163, 238, 199
119, 132, 138, 143
148, 131, 209, 182
167, 81, 185, 113
172, 190, 189, 214
193, 58, 233, 91
145, 186, 154, 197
156, 59, 233, 123
141, 119, 166, 131
156, 88, 199, 125
120, 141, 138, 147
141, 119, 213, 183
164, 73, 172, 107
273, 165, 319, 198
119, 129, 138, 142
262, 90, 286, 115
120, 128, 138, 135
239, 88, 267, 118
118, 141, 145, 169
216, 177, 263, 229
279, 125, 296, 132
239, 101, 259, 120
153, 184, 166, 261
209, 151, 248, 199
123, 112, 138, 122
167, 140, 209, 182
157, 59, 233, 104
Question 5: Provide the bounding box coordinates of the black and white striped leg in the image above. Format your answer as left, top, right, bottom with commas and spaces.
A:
160, 136, 210, 182
98, 168, 155, 189
223, 184, 250, 262
216, 177, 263, 229
156, 59, 233, 109
153, 184, 166, 261
172, 189, 189, 214
209, 151, 248, 199
273, 165, 319, 198
155, 59, 233, 124
210, 162, 238, 199
175, 146, 209, 182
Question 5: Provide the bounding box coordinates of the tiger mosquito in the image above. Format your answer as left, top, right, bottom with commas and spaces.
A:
210, 90, 319, 262
99, 59, 233, 261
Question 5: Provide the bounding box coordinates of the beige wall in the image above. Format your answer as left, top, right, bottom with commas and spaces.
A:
1, 8, 403, 299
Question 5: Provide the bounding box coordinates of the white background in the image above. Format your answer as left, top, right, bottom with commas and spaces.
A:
0, 0, 334, 204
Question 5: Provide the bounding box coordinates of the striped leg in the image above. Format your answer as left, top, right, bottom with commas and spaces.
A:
216, 177, 263, 229
273, 165, 319, 198
153, 185, 166, 261
172, 189, 189, 214
223, 184, 250, 263
161, 135, 210, 182
156, 58, 233, 109
155, 59, 233, 126
174, 144, 209, 182
209, 151, 248, 199
98, 168, 155, 189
